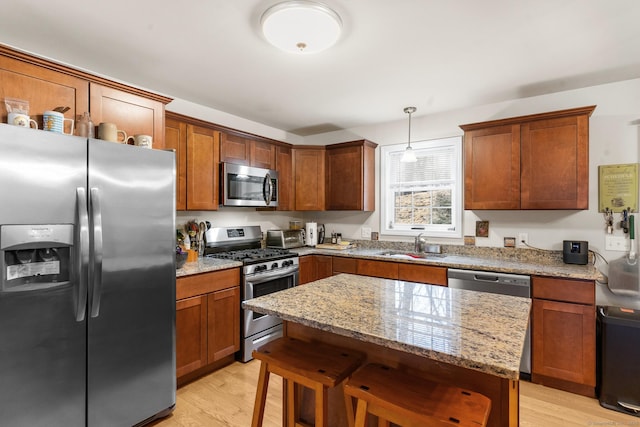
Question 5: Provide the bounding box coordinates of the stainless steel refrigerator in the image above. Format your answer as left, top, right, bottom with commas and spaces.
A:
0, 124, 176, 426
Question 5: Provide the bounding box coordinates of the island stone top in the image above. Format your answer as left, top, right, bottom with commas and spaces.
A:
243, 273, 531, 380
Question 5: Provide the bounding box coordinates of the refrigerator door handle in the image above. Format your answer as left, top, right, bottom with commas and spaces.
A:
76, 187, 90, 322
89, 187, 104, 318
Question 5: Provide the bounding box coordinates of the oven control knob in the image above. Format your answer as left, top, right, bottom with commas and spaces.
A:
255, 265, 266, 272
283, 260, 291, 267
271, 262, 278, 270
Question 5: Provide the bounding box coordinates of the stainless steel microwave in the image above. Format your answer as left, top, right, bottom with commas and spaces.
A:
220, 162, 279, 207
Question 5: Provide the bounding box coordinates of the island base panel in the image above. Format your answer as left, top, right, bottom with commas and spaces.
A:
284, 322, 519, 427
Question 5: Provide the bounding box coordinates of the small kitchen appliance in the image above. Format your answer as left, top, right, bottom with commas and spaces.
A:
204, 226, 299, 362
563, 240, 589, 265
305, 222, 318, 246
266, 229, 305, 249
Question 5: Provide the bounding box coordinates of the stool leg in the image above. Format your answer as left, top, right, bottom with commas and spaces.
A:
353, 398, 368, 427
314, 383, 328, 427
344, 389, 355, 427
286, 379, 297, 426
252, 362, 271, 427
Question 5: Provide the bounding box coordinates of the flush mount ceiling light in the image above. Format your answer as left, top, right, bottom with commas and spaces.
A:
400, 106, 418, 163
261, 1, 342, 54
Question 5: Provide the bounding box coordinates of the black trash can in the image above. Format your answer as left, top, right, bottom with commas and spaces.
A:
597, 305, 640, 416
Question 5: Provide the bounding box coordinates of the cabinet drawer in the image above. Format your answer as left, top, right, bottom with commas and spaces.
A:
398, 264, 447, 286
332, 257, 357, 274
532, 276, 594, 305
177, 268, 240, 300
356, 259, 398, 279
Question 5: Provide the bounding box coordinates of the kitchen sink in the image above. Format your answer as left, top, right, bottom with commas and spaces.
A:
374, 250, 445, 259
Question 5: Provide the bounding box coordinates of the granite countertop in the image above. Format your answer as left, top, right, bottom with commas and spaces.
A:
176, 257, 242, 278
243, 273, 531, 380
291, 243, 604, 281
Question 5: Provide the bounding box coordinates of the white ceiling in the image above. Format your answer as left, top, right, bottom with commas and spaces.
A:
1, 0, 639, 136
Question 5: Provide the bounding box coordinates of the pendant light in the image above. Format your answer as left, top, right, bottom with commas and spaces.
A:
261, 1, 343, 54
400, 106, 417, 163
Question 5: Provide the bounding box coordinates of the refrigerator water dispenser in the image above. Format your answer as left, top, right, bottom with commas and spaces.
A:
1, 224, 73, 291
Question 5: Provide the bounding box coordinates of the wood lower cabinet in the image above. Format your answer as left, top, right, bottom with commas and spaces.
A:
176, 268, 240, 384
356, 259, 399, 279
325, 140, 377, 211
299, 255, 333, 285
460, 106, 595, 210
293, 146, 326, 211
531, 276, 596, 396
398, 263, 447, 286
332, 257, 357, 275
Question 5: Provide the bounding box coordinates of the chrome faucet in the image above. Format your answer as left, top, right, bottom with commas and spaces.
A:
414, 233, 426, 253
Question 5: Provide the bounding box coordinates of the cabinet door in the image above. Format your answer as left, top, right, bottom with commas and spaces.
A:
315, 255, 333, 280
325, 142, 376, 211
294, 148, 325, 211
521, 114, 589, 209
356, 260, 399, 279
165, 117, 187, 210
463, 124, 521, 209
532, 298, 596, 392
0, 54, 88, 130
89, 83, 165, 148
220, 132, 250, 165
251, 140, 276, 169
276, 145, 293, 211
298, 255, 314, 285
186, 125, 219, 210
398, 264, 447, 286
207, 287, 240, 363
176, 296, 207, 378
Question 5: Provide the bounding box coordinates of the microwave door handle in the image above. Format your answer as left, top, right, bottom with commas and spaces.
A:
263, 173, 273, 206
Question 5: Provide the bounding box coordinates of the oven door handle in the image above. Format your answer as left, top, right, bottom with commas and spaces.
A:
245, 268, 299, 285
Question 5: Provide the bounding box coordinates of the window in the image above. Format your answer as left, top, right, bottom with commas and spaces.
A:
380, 136, 462, 238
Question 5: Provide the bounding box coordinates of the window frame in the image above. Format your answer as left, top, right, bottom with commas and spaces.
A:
380, 136, 463, 239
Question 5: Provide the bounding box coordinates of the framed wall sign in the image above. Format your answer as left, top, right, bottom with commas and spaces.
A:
598, 163, 638, 213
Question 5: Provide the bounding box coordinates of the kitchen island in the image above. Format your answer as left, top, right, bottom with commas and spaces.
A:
243, 273, 531, 427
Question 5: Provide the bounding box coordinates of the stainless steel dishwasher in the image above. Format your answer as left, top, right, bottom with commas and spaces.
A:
447, 268, 531, 377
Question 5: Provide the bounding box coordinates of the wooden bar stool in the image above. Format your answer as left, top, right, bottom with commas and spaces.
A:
251, 337, 365, 427
344, 363, 491, 427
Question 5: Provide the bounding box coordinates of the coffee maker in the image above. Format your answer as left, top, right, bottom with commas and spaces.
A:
317, 224, 325, 244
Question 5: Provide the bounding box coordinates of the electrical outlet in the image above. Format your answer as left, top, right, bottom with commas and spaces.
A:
361, 227, 372, 238
518, 233, 529, 248
605, 235, 630, 252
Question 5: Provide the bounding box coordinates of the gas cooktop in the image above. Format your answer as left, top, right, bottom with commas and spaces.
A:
205, 248, 294, 264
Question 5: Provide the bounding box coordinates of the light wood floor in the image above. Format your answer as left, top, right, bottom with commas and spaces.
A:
153, 360, 639, 427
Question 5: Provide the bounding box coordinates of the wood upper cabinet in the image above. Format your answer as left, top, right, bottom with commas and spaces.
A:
220, 131, 276, 169
186, 125, 220, 210
325, 140, 377, 211
460, 106, 595, 210
293, 146, 326, 211
531, 276, 596, 397
89, 83, 166, 148
0, 50, 89, 131
176, 269, 240, 382
0, 45, 170, 147
276, 145, 293, 211
165, 116, 187, 210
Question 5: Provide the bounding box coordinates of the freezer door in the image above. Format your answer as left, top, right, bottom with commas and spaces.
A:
87, 139, 176, 427
0, 125, 88, 427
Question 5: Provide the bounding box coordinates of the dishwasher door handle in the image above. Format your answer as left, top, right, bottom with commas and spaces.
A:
473, 274, 500, 282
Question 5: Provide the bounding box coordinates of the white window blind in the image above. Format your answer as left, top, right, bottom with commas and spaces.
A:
381, 136, 462, 238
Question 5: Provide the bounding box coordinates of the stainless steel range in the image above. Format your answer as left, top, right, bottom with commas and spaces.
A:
204, 226, 299, 362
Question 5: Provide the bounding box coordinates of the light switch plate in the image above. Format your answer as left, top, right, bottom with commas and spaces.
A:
361, 227, 372, 238
605, 235, 630, 252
